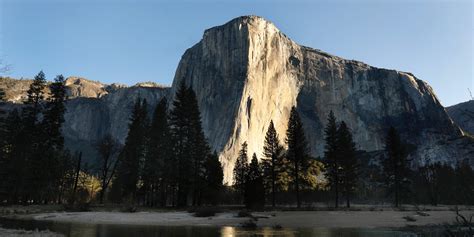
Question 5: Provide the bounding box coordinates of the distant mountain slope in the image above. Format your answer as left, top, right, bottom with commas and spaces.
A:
0, 76, 171, 164
447, 100, 474, 135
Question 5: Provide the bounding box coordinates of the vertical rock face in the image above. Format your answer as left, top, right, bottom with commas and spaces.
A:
0, 76, 171, 164
1, 16, 471, 183
63, 86, 170, 162
173, 16, 468, 183
447, 100, 474, 135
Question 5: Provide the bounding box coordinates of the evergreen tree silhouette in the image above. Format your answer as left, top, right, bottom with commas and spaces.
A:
143, 97, 171, 206
203, 151, 224, 205
113, 98, 148, 202
187, 88, 211, 206
285, 106, 310, 208
169, 82, 211, 206
382, 126, 410, 207
244, 153, 265, 209
233, 142, 249, 201
23, 71, 47, 203
337, 121, 358, 208
323, 111, 341, 208
262, 120, 284, 208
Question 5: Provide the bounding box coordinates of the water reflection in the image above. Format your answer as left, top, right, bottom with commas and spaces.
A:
0, 217, 418, 237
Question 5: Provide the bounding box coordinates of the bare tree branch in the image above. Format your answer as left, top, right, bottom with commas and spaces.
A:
0, 59, 11, 75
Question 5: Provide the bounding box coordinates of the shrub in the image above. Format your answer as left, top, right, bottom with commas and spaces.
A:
236, 210, 252, 217
240, 220, 257, 228
192, 207, 219, 217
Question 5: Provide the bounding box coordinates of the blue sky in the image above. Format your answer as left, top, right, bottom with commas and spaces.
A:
1, 0, 472, 106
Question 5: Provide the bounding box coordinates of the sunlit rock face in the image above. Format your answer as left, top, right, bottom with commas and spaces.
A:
172, 16, 469, 183
64, 77, 109, 98
1, 16, 471, 182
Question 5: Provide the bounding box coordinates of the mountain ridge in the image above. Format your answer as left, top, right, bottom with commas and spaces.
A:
1, 16, 472, 183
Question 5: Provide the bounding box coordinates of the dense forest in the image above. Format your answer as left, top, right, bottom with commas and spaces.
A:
0, 71, 473, 209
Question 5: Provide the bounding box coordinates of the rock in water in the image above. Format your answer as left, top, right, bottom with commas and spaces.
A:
172, 16, 471, 183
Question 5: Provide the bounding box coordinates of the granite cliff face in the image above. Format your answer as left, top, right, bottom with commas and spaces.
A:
447, 100, 474, 135
173, 16, 470, 183
0, 77, 170, 163
63, 85, 170, 160
1, 16, 472, 182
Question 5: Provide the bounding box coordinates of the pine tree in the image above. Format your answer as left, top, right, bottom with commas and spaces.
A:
42, 75, 68, 202
382, 126, 410, 208
23, 71, 48, 203
244, 153, 265, 209
43, 75, 67, 150
143, 97, 171, 206
285, 106, 310, 208
455, 161, 474, 205
113, 98, 148, 202
169, 82, 211, 207
337, 121, 358, 208
203, 151, 224, 205
262, 120, 284, 208
0, 109, 25, 202
187, 88, 211, 206
25, 71, 47, 116
233, 142, 249, 199
323, 111, 341, 208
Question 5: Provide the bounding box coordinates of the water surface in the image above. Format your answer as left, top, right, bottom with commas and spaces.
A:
0, 217, 422, 237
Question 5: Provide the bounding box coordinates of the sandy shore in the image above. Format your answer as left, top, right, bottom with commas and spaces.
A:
21, 210, 473, 228
0, 227, 63, 237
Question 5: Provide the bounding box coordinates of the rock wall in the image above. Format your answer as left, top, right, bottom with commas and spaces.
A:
172, 16, 469, 183
1, 16, 472, 182
0, 77, 170, 164
447, 100, 474, 135
63, 86, 170, 162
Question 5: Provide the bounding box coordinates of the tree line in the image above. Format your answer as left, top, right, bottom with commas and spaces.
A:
231, 109, 474, 209
1, 71, 473, 208
106, 81, 224, 207
0, 71, 75, 204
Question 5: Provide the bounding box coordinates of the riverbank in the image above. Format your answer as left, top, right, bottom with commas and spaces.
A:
5, 209, 472, 228
0, 227, 63, 237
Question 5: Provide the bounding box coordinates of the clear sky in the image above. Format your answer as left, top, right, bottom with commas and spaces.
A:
1, 0, 472, 106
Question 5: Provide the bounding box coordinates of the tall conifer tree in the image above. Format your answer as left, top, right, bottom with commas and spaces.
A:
285, 106, 310, 208
113, 98, 148, 202
169, 82, 211, 206
233, 142, 249, 199
323, 111, 341, 208
337, 121, 358, 208
262, 120, 284, 207
382, 126, 410, 207
143, 97, 172, 206
245, 153, 265, 209
203, 151, 224, 205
